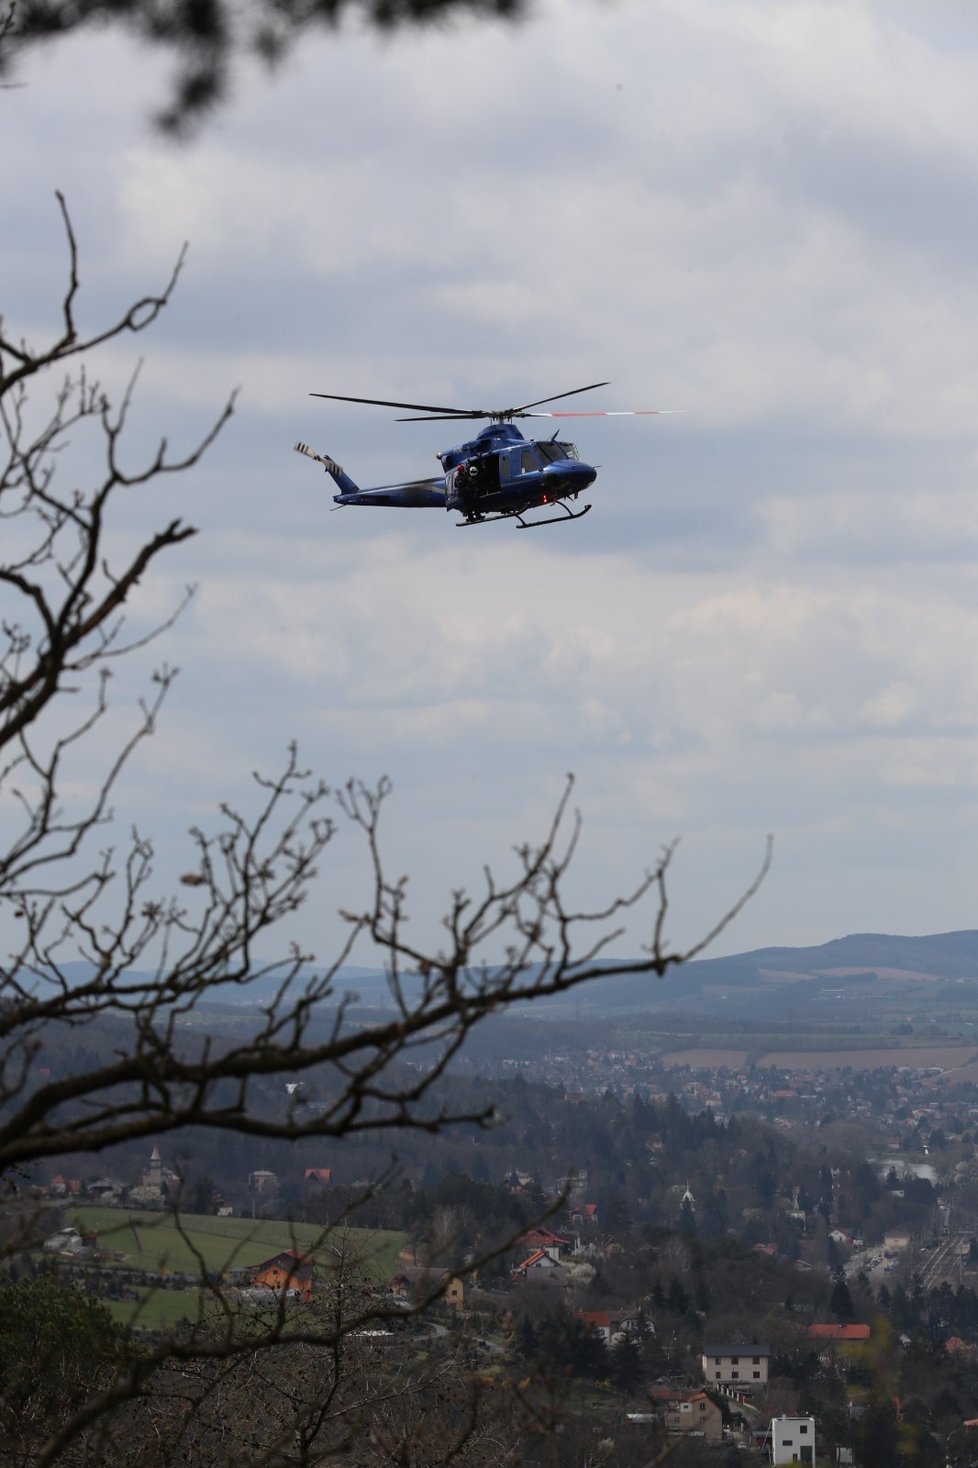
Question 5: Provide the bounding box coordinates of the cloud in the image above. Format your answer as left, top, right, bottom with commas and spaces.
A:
6, 0, 978, 959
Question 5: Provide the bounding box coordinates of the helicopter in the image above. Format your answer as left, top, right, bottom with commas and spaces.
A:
293, 382, 675, 529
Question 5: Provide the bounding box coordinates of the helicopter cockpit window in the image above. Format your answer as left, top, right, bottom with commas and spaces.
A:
520, 448, 538, 474
537, 441, 580, 464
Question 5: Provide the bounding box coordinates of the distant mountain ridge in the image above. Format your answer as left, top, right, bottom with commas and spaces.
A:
697, 928, 978, 981
557, 928, 978, 1020
45, 930, 978, 1025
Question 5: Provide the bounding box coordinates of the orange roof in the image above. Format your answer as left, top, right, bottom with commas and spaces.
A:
255, 1249, 313, 1274
808, 1323, 870, 1341
514, 1249, 558, 1274
524, 1227, 571, 1247
649, 1386, 711, 1405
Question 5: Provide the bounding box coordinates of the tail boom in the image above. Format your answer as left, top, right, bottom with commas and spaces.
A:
294, 441, 446, 508
294, 441, 360, 497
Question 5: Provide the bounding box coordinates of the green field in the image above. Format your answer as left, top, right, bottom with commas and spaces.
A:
67, 1206, 403, 1280
102, 1285, 203, 1330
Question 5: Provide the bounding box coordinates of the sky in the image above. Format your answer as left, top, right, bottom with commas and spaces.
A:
5, 0, 978, 973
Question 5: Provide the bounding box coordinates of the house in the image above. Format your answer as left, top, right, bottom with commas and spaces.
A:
650, 1387, 722, 1443
559, 1167, 588, 1197
512, 1248, 565, 1283
770, 1414, 815, 1464
808, 1323, 870, 1343
521, 1226, 571, 1255
609, 1307, 654, 1340
702, 1343, 770, 1388
43, 1226, 84, 1255
576, 1310, 612, 1345
389, 1266, 466, 1309
248, 1169, 279, 1195
303, 1168, 332, 1185
443, 1275, 465, 1311
252, 1249, 314, 1301
48, 1175, 81, 1197
505, 1170, 534, 1191
87, 1176, 126, 1200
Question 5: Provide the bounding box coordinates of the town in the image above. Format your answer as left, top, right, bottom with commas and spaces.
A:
18, 1032, 978, 1467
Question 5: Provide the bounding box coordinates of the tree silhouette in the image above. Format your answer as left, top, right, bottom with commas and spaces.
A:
2, 0, 527, 133
0, 197, 769, 1465
829, 1274, 855, 1323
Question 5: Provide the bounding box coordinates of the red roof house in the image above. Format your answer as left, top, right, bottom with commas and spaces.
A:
303, 1168, 332, 1185
252, 1249, 314, 1301
808, 1323, 870, 1342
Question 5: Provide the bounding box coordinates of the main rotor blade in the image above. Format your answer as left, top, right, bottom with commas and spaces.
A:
395, 412, 486, 422
310, 384, 615, 421
523, 409, 684, 418
514, 381, 610, 413
311, 391, 477, 415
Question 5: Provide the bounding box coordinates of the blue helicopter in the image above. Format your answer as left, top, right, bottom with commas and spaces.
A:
294, 382, 671, 529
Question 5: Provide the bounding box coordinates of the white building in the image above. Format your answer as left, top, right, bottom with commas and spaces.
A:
771, 1415, 816, 1464
702, 1343, 770, 1388
43, 1226, 84, 1254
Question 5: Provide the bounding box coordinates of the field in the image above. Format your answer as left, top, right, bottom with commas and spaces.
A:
755, 1044, 978, 1071
68, 1206, 404, 1278
63, 1209, 405, 1331
659, 1043, 978, 1072
101, 1285, 205, 1330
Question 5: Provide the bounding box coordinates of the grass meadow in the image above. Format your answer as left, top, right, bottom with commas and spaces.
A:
64, 1208, 405, 1328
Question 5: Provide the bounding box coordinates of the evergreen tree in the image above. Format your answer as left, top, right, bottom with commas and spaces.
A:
829, 1274, 855, 1322
854, 1399, 900, 1468
515, 1314, 538, 1361
610, 1335, 644, 1396
667, 1278, 690, 1316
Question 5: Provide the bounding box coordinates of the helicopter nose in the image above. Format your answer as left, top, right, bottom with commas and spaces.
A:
543, 461, 597, 493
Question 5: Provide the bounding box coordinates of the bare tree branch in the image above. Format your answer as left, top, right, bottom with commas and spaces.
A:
0, 0, 527, 135
0, 195, 767, 1468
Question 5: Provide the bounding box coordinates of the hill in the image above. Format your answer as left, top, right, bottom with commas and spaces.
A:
525, 928, 978, 1023
45, 930, 978, 1040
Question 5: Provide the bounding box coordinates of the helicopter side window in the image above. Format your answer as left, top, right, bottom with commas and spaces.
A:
520, 448, 538, 474
537, 441, 580, 464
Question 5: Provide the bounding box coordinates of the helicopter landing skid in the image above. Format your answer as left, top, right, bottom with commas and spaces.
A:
455, 502, 592, 530
517, 502, 592, 529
